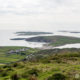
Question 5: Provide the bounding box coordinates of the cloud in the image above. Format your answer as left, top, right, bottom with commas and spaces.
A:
0, 0, 79, 15
0, 0, 80, 31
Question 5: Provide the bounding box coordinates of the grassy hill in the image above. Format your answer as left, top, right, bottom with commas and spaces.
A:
1, 48, 80, 80
26, 36, 80, 47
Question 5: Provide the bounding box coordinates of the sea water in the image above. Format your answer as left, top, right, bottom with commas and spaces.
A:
0, 30, 80, 48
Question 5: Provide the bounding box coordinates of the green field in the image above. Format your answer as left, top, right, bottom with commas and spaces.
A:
0, 48, 80, 80
0, 46, 38, 64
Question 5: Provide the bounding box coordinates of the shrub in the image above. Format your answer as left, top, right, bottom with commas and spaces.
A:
21, 72, 29, 78
12, 63, 19, 67
0, 68, 4, 72
0, 71, 8, 77
3, 65, 11, 68
28, 68, 40, 76
12, 62, 24, 68
29, 75, 38, 80
47, 73, 66, 80
10, 73, 20, 80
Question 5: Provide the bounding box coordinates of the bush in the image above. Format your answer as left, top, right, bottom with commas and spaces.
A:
12, 62, 24, 68
0, 71, 8, 77
28, 68, 40, 76
12, 63, 19, 67
10, 73, 20, 80
29, 75, 38, 80
21, 72, 29, 78
21, 69, 39, 79
0, 68, 4, 72
47, 73, 66, 80
3, 65, 11, 68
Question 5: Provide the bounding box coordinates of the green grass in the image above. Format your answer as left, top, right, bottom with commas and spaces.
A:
1, 62, 80, 80
1, 48, 80, 80
0, 46, 38, 64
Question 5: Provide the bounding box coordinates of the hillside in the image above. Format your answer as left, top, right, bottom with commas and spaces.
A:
1, 48, 80, 80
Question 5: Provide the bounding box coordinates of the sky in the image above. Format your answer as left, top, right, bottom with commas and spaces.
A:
0, 0, 80, 31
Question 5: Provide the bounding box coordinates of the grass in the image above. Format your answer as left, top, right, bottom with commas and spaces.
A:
0, 46, 38, 64
1, 48, 80, 80
0, 62, 80, 80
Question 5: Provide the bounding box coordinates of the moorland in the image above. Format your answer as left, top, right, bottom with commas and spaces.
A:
0, 47, 80, 80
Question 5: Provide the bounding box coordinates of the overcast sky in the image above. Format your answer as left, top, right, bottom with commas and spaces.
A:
0, 0, 80, 31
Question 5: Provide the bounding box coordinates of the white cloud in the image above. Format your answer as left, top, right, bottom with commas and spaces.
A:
0, 0, 80, 31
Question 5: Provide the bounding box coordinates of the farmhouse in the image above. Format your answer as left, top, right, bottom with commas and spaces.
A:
8, 48, 29, 54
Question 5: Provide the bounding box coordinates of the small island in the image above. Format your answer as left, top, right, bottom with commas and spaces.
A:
15, 31, 53, 36
58, 30, 80, 34
10, 38, 26, 40
70, 31, 80, 33
58, 30, 69, 33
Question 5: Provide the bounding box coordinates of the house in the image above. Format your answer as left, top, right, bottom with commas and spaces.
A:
8, 48, 30, 54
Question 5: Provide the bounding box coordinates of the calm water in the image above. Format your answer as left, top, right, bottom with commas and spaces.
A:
0, 30, 52, 48
0, 30, 80, 48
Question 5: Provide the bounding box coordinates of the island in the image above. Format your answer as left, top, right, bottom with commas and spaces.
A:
15, 31, 53, 36
70, 31, 80, 33
26, 36, 80, 47
58, 30, 69, 32
58, 30, 80, 34
10, 38, 26, 40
